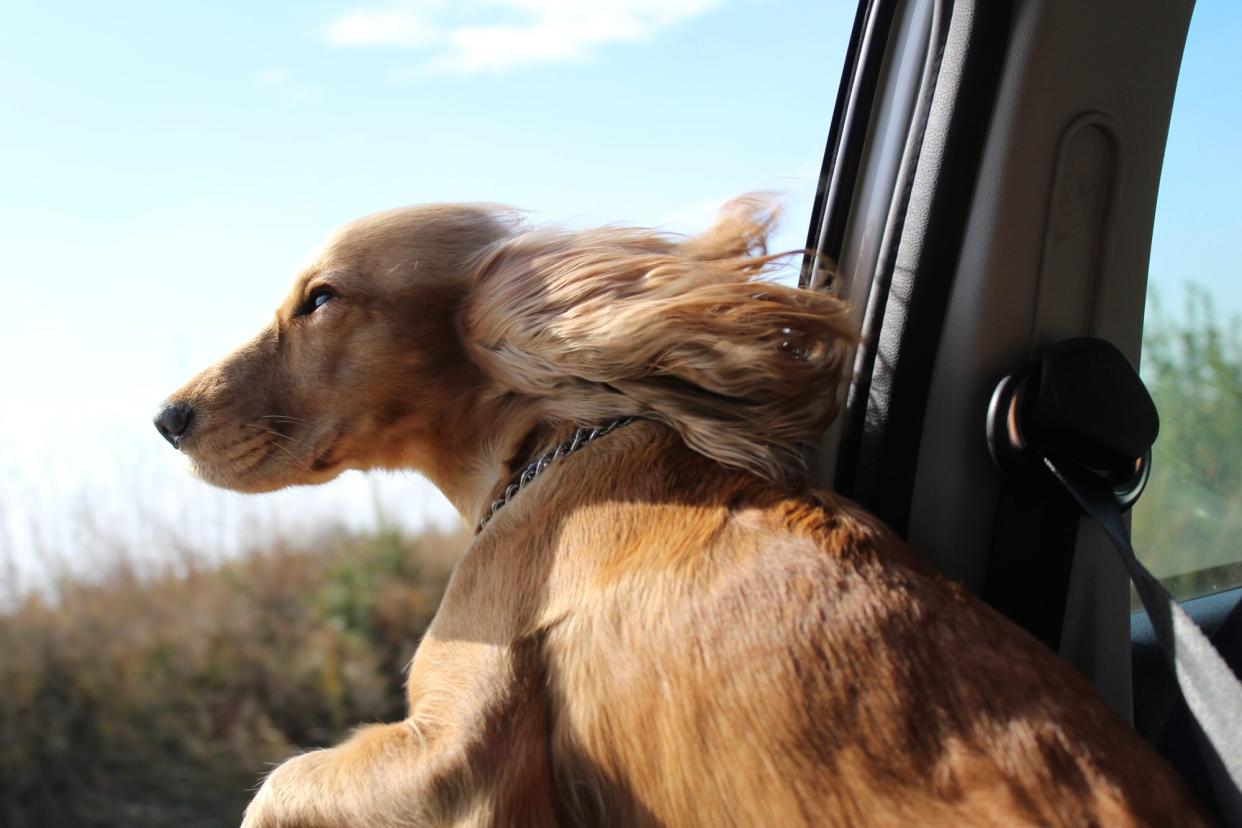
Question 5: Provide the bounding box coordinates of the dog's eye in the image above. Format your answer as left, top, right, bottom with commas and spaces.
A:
299, 287, 335, 316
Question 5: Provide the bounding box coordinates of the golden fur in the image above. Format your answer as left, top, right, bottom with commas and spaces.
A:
159, 197, 1209, 826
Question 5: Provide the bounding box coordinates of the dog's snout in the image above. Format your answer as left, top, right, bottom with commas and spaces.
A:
153, 402, 195, 447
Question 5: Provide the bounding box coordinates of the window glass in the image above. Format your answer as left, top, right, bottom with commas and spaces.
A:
1133, 1, 1242, 603
0, 4, 859, 825
0, 3, 852, 591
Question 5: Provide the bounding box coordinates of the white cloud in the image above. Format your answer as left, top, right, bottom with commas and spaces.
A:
322, 0, 724, 74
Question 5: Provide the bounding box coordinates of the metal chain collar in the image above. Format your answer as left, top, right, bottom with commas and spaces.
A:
476, 417, 636, 533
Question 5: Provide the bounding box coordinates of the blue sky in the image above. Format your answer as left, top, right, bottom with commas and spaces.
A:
0, 0, 1237, 585
0, 1, 853, 584
1148, 0, 1242, 321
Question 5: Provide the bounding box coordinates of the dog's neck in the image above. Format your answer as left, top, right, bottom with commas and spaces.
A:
475, 418, 635, 533
402, 378, 635, 530
407, 393, 556, 528
463, 418, 586, 527
420, 406, 635, 532
505, 422, 563, 480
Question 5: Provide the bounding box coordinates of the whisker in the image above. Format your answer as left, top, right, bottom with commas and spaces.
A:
241, 423, 316, 449
239, 424, 317, 470
234, 442, 274, 473
225, 435, 268, 463
263, 435, 312, 471
259, 414, 311, 425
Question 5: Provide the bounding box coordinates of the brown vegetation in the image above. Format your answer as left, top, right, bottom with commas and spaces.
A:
0, 524, 466, 828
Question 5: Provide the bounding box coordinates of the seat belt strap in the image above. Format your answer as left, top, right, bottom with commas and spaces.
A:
1042, 454, 1242, 825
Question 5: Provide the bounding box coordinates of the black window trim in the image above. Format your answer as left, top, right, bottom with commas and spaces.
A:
800, 0, 901, 291
802, 0, 1015, 537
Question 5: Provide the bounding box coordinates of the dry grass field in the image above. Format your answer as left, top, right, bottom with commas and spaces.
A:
0, 524, 466, 828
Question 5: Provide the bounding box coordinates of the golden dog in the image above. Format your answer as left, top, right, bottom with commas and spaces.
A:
156, 198, 1207, 826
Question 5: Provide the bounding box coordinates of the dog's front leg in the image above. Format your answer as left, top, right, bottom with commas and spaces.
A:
241, 720, 444, 828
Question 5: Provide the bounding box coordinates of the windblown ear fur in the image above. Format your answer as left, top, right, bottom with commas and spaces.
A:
462, 195, 855, 486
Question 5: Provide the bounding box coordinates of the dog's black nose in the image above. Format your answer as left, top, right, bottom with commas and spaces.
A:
153, 402, 195, 448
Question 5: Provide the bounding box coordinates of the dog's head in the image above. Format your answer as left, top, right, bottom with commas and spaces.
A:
156, 197, 854, 519
154, 204, 517, 496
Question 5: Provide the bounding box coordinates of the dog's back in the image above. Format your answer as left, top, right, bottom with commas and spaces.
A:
413, 421, 1207, 827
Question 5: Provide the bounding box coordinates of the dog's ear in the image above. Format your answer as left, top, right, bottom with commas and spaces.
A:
678, 193, 781, 263
462, 196, 856, 486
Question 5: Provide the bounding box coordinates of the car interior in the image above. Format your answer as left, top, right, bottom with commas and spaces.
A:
798, 0, 1241, 821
